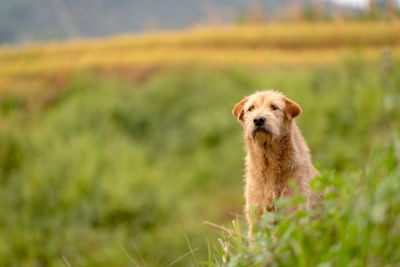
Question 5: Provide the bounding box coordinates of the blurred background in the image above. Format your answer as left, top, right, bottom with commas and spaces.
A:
0, 0, 400, 266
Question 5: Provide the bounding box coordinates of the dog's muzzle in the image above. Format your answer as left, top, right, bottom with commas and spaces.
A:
252, 126, 271, 137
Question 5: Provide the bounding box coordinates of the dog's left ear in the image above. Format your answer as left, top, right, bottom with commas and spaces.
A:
284, 97, 302, 120
232, 98, 247, 121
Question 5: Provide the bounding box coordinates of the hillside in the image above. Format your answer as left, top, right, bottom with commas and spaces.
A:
0, 0, 355, 44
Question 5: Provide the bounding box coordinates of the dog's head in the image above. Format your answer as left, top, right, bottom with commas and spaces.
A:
232, 90, 301, 144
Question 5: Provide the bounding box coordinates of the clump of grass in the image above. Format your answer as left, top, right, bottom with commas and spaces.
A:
205, 136, 400, 266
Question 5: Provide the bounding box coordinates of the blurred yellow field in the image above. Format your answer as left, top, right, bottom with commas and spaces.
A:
1, 22, 399, 94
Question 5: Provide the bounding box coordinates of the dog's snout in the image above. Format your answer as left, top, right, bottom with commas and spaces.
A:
253, 116, 266, 126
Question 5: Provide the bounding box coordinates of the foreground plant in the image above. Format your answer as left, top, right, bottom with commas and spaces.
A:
205, 136, 400, 267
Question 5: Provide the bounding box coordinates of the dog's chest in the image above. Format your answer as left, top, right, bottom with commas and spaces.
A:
246, 164, 293, 207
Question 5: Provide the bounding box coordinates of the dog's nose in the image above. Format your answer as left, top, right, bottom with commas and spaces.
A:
253, 116, 266, 126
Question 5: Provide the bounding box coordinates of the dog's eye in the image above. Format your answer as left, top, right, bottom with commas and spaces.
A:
248, 106, 255, 112
271, 104, 279, 110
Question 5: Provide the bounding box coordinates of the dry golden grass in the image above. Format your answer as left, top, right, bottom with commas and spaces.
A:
1, 22, 399, 94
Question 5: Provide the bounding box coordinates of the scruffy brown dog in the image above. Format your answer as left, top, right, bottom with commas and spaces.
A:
232, 90, 319, 239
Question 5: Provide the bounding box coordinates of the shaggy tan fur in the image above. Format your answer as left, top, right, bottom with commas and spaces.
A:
232, 90, 319, 239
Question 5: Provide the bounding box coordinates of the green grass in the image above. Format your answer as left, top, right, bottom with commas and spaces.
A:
205, 138, 400, 266
0, 56, 399, 266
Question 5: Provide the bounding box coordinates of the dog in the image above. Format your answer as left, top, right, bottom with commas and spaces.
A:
232, 90, 320, 239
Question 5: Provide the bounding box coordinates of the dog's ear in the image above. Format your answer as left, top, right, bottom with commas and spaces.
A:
232, 98, 247, 121
284, 97, 302, 120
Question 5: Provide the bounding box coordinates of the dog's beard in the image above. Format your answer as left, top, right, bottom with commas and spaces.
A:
251, 127, 273, 145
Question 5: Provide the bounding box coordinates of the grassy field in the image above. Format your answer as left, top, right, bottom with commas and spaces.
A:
0, 23, 400, 266
1, 22, 400, 95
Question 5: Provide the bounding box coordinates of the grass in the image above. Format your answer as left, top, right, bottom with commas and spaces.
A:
205, 137, 400, 266
1, 22, 400, 94
0, 56, 399, 266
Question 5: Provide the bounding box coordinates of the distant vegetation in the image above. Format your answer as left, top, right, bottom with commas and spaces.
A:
1, 22, 400, 95
0, 0, 399, 44
0, 22, 399, 266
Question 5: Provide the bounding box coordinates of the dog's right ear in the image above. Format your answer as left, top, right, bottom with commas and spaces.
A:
232, 98, 247, 121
